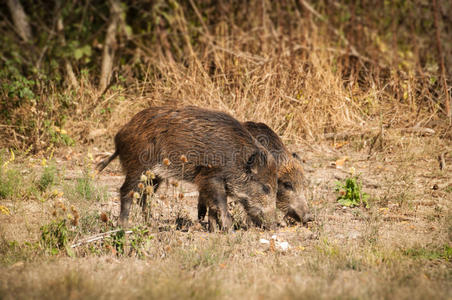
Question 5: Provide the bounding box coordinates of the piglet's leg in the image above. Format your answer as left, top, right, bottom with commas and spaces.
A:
198, 177, 232, 232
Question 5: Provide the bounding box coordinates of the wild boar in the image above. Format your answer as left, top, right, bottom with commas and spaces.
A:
97, 106, 278, 231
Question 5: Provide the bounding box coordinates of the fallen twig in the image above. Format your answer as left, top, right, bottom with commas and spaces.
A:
324, 132, 366, 140
400, 127, 435, 136
383, 215, 415, 222
71, 229, 133, 248
438, 151, 447, 170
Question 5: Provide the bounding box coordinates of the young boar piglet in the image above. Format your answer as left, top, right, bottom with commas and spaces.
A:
198, 121, 312, 225
243, 121, 312, 224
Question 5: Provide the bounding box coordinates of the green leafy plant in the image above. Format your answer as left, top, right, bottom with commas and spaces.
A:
40, 219, 73, 256
45, 122, 75, 147
40, 201, 80, 256
335, 176, 369, 208
0, 62, 36, 113
111, 229, 126, 255
130, 226, 153, 258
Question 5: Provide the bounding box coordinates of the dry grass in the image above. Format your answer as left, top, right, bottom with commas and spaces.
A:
0, 240, 449, 300
3, 1, 449, 153
0, 132, 451, 299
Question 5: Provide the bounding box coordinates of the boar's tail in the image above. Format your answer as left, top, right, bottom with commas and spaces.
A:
96, 151, 119, 173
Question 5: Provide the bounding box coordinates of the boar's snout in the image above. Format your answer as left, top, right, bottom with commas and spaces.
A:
261, 206, 277, 230
302, 213, 313, 223
286, 195, 311, 225
244, 202, 277, 230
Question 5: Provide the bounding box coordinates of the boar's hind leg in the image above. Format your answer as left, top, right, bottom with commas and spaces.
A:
119, 174, 139, 227
198, 177, 232, 232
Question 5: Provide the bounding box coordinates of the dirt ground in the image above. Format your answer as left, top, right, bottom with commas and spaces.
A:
0, 131, 451, 300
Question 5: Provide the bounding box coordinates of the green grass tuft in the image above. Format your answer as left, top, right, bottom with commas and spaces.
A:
37, 163, 57, 191
0, 168, 22, 199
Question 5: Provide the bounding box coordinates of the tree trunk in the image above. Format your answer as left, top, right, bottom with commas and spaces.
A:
57, 18, 79, 88
99, 0, 122, 92
6, 0, 32, 42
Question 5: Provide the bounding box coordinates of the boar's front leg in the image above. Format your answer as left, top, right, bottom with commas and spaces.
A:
198, 177, 232, 232
197, 198, 207, 222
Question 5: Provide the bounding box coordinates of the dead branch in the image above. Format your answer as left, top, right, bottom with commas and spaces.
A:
6, 0, 32, 42
400, 127, 435, 136
56, 16, 79, 88
324, 132, 365, 140
71, 229, 133, 248
324, 128, 380, 140
383, 215, 415, 222
326, 126, 435, 139
438, 151, 447, 170
99, 0, 122, 92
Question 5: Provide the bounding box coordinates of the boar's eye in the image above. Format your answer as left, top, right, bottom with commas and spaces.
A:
283, 182, 293, 191
262, 184, 270, 194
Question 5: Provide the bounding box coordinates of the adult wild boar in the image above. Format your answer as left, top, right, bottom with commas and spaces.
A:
97, 106, 278, 231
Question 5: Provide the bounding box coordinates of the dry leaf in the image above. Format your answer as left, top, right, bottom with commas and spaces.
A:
269, 239, 276, 252
334, 156, 349, 168
334, 141, 349, 149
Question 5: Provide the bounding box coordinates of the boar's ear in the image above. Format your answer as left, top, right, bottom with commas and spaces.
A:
246, 150, 267, 174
